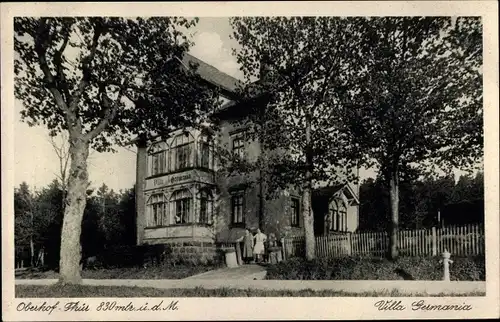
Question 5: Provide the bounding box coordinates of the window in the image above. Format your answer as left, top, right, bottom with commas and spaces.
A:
232, 136, 245, 158
146, 193, 167, 227
198, 189, 213, 224
176, 145, 191, 170
329, 199, 347, 232
339, 202, 347, 232
231, 191, 244, 224
290, 197, 300, 227
171, 133, 194, 171
148, 143, 167, 176
199, 135, 212, 169
171, 189, 192, 224
151, 152, 165, 175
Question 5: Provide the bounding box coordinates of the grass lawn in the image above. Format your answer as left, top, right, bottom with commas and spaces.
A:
15, 284, 486, 297
15, 265, 219, 280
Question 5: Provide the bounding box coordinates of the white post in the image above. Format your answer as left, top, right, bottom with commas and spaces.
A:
442, 250, 453, 281
347, 232, 352, 256
432, 227, 437, 256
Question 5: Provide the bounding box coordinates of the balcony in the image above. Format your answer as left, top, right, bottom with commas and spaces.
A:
144, 169, 215, 191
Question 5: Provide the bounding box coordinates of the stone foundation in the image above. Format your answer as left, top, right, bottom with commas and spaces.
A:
146, 240, 232, 265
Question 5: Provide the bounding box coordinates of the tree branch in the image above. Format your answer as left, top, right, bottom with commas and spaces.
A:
34, 18, 55, 84
54, 23, 72, 102
313, 61, 338, 110
69, 21, 103, 112
33, 18, 77, 130
83, 86, 123, 141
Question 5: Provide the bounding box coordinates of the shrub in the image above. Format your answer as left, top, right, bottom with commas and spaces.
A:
265, 255, 485, 281
450, 256, 485, 281
91, 244, 173, 269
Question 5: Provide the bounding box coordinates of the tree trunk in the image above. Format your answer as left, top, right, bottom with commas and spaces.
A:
258, 169, 265, 231
302, 187, 315, 260
30, 235, 34, 267
30, 210, 34, 267
58, 137, 89, 284
303, 113, 315, 260
388, 170, 400, 260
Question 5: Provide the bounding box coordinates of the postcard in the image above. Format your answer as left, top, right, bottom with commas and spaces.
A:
2, 1, 499, 321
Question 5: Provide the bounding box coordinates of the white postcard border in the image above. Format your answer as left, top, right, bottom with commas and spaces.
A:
2, 1, 499, 321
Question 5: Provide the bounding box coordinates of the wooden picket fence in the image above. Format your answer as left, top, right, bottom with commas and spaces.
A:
282, 224, 485, 259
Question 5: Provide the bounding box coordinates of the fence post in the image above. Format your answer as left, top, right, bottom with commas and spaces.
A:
280, 238, 286, 261
347, 232, 353, 256
432, 227, 437, 256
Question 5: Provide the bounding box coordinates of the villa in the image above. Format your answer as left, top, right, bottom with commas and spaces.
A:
134, 54, 360, 261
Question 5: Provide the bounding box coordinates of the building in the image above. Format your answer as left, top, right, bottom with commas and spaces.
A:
135, 54, 360, 261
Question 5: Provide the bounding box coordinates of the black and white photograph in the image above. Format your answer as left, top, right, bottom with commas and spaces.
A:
2, 1, 499, 321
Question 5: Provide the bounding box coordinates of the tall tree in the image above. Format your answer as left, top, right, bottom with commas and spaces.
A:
32, 180, 66, 269
15, 17, 218, 283
336, 17, 483, 259
96, 184, 123, 248
117, 186, 137, 246
230, 17, 364, 259
14, 182, 35, 266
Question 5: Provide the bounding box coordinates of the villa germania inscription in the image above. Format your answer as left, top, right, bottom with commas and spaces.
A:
146, 170, 214, 190
153, 174, 191, 187
374, 300, 473, 311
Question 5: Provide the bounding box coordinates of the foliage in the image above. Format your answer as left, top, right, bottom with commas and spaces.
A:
337, 17, 483, 176
14, 17, 217, 149
14, 181, 137, 269
14, 182, 34, 247
229, 17, 364, 189
265, 256, 485, 281
329, 17, 483, 258
358, 172, 484, 230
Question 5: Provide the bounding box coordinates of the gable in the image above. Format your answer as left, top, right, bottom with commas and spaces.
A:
314, 183, 359, 207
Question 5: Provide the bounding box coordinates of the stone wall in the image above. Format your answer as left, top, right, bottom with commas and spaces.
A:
144, 239, 229, 265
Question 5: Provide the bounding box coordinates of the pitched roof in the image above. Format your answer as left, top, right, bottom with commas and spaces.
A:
313, 183, 360, 205
181, 53, 243, 94
313, 185, 345, 199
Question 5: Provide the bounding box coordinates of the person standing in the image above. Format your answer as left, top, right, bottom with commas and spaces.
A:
253, 228, 267, 263
239, 229, 254, 264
